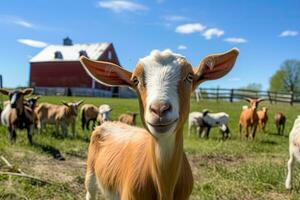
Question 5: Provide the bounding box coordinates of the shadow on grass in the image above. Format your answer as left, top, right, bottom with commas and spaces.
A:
33, 142, 65, 161
259, 139, 278, 145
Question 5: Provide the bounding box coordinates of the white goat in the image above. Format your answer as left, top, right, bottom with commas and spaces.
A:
188, 110, 230, 139
96, 104, 112, 125
285, 116, 300, 189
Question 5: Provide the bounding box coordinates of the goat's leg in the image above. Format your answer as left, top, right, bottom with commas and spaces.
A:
188, 124, 192, 137
61, 122, 68, 137
285, 152, 295, 189
8, 126, 16, 143
252, 125, 257, 139
245, 126, 249, 138
27, 125, 33, 145
55, 122, 60, 135
239, 124, 243, 139
85, 171, 98, 200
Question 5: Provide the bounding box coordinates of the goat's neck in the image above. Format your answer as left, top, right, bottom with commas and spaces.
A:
16, 103, 25, 117
150, 127, 184, 199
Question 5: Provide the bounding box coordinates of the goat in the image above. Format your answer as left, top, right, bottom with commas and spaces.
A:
188, 111, 230, 139
80, 48, 238, 199
81, 104, 98, 130
0, 88, 34, 144
119, 112, 138, 126
275, 112, 286, 135
35, 100, 83, 137
239, 98, 265, 139
201, 109, 230, 139
24, 96, 40, 110
257, 107, 268, 133
285, 116, 300, 189
96, 104, 112, 125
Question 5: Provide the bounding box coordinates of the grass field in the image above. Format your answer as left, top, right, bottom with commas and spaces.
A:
1, 96, 300, 200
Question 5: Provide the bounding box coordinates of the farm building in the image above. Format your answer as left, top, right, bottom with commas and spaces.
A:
29, 37, 135, 97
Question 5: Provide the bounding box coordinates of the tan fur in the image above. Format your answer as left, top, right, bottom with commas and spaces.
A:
81, 104, 98, 130
35, 102, 81, 137
80, 48, 239, 200
239, 98, 265, 139
118, 113, 138, 126
257, 107, 268, 133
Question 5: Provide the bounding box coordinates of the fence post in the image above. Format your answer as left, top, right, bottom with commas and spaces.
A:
290, 91, 294, 106
230, 89, 234, 102
216, 87, 219, 102
267, 91, 272, 104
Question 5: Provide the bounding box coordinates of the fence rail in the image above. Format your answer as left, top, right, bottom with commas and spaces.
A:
195, 88, 300, 105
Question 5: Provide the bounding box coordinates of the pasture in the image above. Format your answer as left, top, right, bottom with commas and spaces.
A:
0, 96, 300, 200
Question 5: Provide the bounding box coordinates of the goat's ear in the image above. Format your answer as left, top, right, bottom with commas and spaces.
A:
80, 56, 133, 87
35, 96, 41, 100
62, 101, 69, 107
192, 48, 239, 90
244, 98, 252, 102
22, 88, 33, 96
76, 100, 84, 106
257, 98, 266, 103
0, 89, 9, 96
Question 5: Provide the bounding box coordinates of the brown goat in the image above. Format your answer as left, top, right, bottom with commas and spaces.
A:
81, 104, 98, 130
0, 88, 34, 144
119, 112, 138, 126
257, 107, 268, 133
35, 100, 83, 137
239, 98, 265, 139
275, 112, 286, 135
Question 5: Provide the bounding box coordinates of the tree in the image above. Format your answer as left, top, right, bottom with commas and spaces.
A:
269, 60, 300, 92
240, 83, 262, 91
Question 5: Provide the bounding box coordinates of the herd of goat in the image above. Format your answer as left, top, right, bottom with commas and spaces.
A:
0, 87, 297, 191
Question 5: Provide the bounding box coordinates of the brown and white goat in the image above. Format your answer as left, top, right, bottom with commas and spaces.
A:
257, 106, 268, 133
35, 101, 83, 137
275, 112, 286, 135
239, 98, 265, 139
0, 88, 34, 144
81, 104, 98, 130
119, 112, 138, 126
80, 48, 239, 200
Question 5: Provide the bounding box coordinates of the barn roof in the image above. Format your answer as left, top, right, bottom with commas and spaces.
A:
30, 42, 111, 63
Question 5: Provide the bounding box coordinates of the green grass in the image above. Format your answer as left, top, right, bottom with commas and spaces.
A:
1, 96, 300, 199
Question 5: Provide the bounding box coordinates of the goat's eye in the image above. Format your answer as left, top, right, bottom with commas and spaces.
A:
185, 73, 193, 83
132, 76, 139, 86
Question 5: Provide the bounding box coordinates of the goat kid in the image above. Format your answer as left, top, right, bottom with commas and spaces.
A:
80, 48, 238, 200
119, 112, 138, 126
0, 88, 34, 144
239, 98, 265, 139
96, 104, 112, 125
81, 104, 98, 130
257, 107, 268, 133
36, 100, 83, 137
275, 112, 286, 136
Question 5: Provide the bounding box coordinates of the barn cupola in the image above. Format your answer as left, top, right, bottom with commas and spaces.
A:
79, 50, 88, 58
63, 37, 73, 46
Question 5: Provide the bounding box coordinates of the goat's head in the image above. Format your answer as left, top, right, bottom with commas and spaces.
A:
25, 96, 40, 109
62, 100, 84, 116
0, 88, 33, 110
80, 48, 238, 138
99, 104, 112, 122
244, 98, 265, 111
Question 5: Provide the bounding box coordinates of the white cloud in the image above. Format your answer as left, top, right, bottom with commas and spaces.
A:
279, 30, 298, 37
202, 28, 224, 40
175, 23, 206, 34
13, 19, 34, 28
17, 39, 48, 48
224, 37, 247, 43
178, 45, 187, 50
163, 15, 188, 22
97, 0, 148, 12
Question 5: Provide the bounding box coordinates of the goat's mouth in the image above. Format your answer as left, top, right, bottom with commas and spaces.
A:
146, 118, 178, 134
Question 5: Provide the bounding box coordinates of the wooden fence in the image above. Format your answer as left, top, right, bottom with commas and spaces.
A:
195, 88, 300, 105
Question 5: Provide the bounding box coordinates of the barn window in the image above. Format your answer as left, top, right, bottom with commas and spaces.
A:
54, 51, 63, 59
108, 51, 112, 60
79, 50, 88, 58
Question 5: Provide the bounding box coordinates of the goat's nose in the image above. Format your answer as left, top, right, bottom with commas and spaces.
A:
149, 102, 171, 117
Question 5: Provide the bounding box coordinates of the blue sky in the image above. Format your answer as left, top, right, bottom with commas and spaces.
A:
0, 0, 299, 89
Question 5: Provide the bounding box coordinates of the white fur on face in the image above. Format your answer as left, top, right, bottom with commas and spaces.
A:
139, 49, 184, 136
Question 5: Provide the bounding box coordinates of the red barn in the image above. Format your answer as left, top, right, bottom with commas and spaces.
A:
29, 37, 125, 97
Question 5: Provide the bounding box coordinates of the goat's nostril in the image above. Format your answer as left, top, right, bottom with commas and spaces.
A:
160, 104, 171, 114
